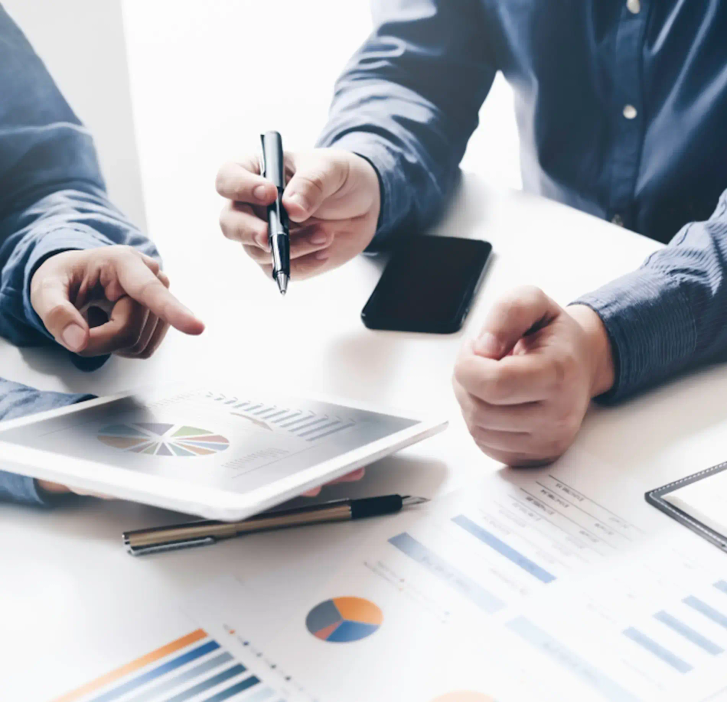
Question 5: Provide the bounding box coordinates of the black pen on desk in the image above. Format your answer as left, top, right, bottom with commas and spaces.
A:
122, 494, 428, 556
260, 131, 290, 295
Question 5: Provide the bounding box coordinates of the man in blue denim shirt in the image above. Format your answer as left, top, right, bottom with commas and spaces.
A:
0, 7, 205, 503
217, 0, 727, 466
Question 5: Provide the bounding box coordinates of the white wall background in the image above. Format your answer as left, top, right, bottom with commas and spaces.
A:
2, 0, 147, 230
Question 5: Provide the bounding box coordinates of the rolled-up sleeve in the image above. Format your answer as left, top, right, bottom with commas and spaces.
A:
575, 189, 727, 401
317, 0, 497, 247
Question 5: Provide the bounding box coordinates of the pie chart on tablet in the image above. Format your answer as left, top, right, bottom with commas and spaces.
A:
97, 423, 230, 457
305, 597, 383, 643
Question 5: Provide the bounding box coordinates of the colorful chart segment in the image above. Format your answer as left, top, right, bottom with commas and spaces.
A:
97, 423, 230, 457
305, 597, 383, 643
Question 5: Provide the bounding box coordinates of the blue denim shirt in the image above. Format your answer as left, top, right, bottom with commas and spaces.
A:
0, 7, 156, 504
318, 0, 727, 402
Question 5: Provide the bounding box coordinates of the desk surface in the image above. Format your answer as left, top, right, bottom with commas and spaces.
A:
5, 4, 727, 700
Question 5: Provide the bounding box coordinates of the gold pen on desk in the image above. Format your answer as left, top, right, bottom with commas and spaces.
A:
122, 494, 429, 556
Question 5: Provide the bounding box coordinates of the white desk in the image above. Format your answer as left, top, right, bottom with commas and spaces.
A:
5, 3, 727, 700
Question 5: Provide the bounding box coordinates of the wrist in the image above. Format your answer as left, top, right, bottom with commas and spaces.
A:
350, 152, 383, 232
568, 304, 615, 397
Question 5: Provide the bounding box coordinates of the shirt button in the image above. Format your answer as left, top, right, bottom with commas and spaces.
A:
626, 0, 641, 13
611, 214, 624, 226
623, 104, 638, 119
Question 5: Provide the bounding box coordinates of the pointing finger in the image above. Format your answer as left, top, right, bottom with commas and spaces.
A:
115, 254, 204, 335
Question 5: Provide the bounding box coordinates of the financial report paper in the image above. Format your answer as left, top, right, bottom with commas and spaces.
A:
182, 450, 727, 702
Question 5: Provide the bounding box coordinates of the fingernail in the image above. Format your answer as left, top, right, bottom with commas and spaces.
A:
253, 184, 269, 202
314, 250, 330, 261
287, 192, 309, 212
309, 232, 328, 245
62, 324, 86, 352
474, 332, 501, 358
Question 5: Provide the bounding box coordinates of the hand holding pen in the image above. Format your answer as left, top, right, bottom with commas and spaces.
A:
216, 148, 381, 282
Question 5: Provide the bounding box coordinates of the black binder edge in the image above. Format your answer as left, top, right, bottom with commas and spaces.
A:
645, 460, 727, 554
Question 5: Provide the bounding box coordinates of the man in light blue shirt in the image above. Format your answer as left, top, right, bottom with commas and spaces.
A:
0, 7, 205, 503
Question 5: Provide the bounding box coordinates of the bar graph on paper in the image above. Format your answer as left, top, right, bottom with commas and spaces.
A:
374, 470, 727, 702
204, 393, 356, 443
53, 630, 285, 702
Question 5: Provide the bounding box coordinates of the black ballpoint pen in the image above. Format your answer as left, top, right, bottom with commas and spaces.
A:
122, 494, 429, 556
260, 131, 290, 295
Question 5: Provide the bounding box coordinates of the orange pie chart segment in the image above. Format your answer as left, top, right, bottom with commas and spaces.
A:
333, 596, 384, 626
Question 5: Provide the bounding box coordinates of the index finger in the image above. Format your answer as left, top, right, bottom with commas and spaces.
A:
116, 257, 205, 335
216, 157, 277, 205
454, 345, 556, 404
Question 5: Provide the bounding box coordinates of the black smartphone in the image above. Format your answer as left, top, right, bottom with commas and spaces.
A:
361, 235, 492, 334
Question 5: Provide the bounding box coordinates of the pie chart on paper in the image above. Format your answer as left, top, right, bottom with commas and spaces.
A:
305, 597, 383, 643
97, 423, 230, 457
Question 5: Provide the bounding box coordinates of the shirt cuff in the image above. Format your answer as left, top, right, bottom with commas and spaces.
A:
572, 268, 696, 402
315, 132, 407, 250
0, 471, 51, 506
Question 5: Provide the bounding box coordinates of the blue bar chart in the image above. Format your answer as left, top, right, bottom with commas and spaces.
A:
388, 532, 506, 614
452, 515, 556, 584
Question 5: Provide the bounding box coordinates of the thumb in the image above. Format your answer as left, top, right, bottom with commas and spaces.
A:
474, 286, 557, 359
282, 153, 347, 222
32, 279, 90, 353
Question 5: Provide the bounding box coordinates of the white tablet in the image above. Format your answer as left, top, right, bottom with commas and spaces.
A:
0, 385, 447, 520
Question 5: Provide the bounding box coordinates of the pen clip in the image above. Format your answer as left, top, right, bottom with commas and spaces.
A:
259, 134, 267, 179
127, 536, 216, 557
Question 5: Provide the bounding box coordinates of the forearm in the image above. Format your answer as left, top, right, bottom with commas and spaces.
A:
574, 189, 727, 401
317, 0, 496, 246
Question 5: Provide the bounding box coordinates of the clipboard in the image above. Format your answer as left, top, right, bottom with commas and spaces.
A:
646, 461, 727, 554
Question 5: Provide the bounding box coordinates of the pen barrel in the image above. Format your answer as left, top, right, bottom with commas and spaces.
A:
270, 232, 290, 277
261, 131, 285, 190
124, 504, 353, 549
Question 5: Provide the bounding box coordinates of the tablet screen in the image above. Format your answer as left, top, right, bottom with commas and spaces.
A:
0, 387, 419, 493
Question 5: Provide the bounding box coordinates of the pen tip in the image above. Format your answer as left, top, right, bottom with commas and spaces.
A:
402, 496, 430, 507
276, 273, 288, 296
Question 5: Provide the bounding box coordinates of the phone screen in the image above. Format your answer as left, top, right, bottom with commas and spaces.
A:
362, 236, 492, 333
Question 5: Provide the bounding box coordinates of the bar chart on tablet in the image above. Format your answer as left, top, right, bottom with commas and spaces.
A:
203, 392, 357, 443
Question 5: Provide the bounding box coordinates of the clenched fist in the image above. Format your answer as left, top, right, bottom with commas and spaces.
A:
453, 286, 615, 466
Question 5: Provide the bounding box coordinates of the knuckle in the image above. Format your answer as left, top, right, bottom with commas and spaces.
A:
453, 356, 474, 387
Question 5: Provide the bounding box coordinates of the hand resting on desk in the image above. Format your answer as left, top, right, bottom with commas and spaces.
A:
453, 286, 615, 466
